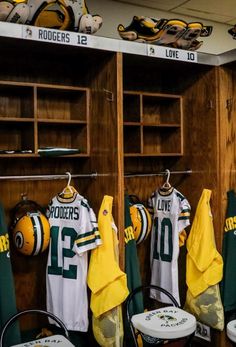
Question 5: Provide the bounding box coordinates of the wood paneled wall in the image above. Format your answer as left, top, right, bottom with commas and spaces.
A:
0, 37, 235, 346
0, 41, 122, 331
217, 63, 236, 347
122, 57, 232, 346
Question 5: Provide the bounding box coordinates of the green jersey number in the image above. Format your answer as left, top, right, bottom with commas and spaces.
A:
48, 226, 77, 279
153, 217, 173, 262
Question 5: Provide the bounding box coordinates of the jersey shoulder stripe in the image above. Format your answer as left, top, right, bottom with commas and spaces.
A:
175, 191, 185, 201
81, 200, 90, 211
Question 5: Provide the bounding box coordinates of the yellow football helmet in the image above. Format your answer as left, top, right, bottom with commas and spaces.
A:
11, 198, 50, 256
32, 0, 72, 31
13, 211, 50, 256
130, 202, 152, 245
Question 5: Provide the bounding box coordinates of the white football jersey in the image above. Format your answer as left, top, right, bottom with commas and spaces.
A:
46, 192, 102, 331
148, 188, 190, 305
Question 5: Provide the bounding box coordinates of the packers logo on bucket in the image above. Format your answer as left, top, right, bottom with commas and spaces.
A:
130, 203, 152, 244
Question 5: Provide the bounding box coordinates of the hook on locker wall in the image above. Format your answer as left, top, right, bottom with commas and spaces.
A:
103, 89, 114, 102
165, 169, 171, 185
226, 98, 233, 112
65, 172, 72, 186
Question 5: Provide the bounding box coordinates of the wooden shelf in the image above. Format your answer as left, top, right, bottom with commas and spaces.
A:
36, 86, 89, 121
123, 91, 183, 156
0, 83, 34, 119
37, 119, 87, 124
124, 122, 181, 127
124, 153, 183, 157
0, 118, 34, 122
0, 81, 90, 157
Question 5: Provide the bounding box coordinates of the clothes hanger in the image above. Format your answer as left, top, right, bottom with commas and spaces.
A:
159, 169, 173, 193
60, 172, 78, 198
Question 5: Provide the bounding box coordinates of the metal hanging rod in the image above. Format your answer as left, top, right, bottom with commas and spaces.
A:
124, 169, 192, 178
0, 172, 98, 181
0, 169, 192, 181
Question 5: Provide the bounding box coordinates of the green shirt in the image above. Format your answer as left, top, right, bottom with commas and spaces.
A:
0, 203, 21, 346
124, 194, 144, 346
221, 190, 236, 313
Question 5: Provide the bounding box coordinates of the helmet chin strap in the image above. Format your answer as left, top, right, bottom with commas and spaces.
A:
10, 196, 47, 231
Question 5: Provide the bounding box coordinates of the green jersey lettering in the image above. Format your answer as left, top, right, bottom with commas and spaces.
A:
153, 217, 173, 262
48, 226, 77, 279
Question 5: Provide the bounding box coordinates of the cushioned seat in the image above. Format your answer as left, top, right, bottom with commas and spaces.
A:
132, 306, 196, 340
11, 335, 74, 347
227, 320, 236, 343
0, 309, 75, 347
126, 284, 197, 346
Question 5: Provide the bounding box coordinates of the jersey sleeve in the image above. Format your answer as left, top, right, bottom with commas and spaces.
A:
179, 229, 187, 247
147, 192, 155, 216
178, 195, 191, 233
46, 199, 53, 218
73, 200, 102, 255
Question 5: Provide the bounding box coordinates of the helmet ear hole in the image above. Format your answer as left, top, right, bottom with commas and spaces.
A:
10, 200, 50, 256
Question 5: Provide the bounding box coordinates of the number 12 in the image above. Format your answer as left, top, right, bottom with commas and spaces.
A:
48, 226, 78, 279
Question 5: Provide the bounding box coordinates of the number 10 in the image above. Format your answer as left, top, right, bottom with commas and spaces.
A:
153, 217, 173, 262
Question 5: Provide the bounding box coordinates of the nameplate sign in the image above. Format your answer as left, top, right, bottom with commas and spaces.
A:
147, 44, 198, 63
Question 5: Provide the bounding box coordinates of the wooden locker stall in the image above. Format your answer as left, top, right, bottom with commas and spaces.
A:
217, 61, 236, 347
217, 61, 236, 228
0, 25, 235, 347
0, 37, 123, 335
122, 54, 219, 266
122, 53, 225, 346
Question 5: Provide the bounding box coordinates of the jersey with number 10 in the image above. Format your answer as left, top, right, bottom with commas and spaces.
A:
148, 188, 191, 305
46, 193, 102, 331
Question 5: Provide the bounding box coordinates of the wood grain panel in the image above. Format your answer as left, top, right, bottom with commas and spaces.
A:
0, 41, 117, 329
74, 51, 125, 266
85, 53, 123, 221
217, 64, 236, 347
123, 64, 222, 347
0, 36, 233, 347
218, 64, 236, 234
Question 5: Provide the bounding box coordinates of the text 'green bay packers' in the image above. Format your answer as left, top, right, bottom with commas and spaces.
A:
48, 206, 79, 220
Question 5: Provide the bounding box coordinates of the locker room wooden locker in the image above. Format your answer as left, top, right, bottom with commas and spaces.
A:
0, 23, 235, 347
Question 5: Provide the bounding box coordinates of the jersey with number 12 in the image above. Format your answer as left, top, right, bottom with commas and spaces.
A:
46, 193, 102, 331
148, 188, 191, 305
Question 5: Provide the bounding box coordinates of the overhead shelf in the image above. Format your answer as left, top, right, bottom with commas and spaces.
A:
0, 21, 233, 66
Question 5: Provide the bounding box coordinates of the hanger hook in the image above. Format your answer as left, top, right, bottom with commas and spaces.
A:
165, 169, 170, 184
65, 172, 72, 186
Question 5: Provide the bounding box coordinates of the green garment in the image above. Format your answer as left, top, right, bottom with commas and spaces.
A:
0, 203, 21, 346
124, 194, 144, 347
221, 190, 236, 315
38, 147, 80, 157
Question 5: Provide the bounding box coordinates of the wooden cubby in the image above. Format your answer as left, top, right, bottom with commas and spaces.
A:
0, 37, 122, 340
0, 120, 34, 154
0, 83, 34, 118
0, 81, 90, 157
0, 24, 235, 347
123, 91, 183, 156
